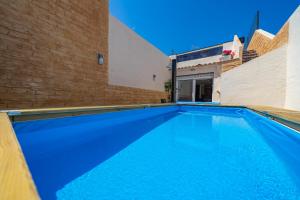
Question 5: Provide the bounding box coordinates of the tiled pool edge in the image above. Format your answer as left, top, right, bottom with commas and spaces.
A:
1, 103, 300, 200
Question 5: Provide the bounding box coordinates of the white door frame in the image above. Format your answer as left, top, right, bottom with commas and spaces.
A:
176, 72, 214, 102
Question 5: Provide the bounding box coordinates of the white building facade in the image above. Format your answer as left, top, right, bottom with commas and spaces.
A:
109, 16, 171, 92
172, 35, 243, 103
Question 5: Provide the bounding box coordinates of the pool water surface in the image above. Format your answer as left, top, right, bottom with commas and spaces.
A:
13, 106, 300, 200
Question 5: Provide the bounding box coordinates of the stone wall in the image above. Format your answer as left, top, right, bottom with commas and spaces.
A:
0, 0, 109, 109
105, 85, 168, 105
268, 23, 289, 52
247, 30, 273, 56
0, 0, 167, 109
221, 58, 242, 72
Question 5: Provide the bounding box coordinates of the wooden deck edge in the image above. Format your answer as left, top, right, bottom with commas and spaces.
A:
3, 103, 300, 130
0, 103, 299, 199
3, 103, 175, 122
0, 113, 40, 200
248, 109, 300, 132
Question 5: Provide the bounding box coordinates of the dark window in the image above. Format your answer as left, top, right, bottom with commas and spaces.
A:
177, 46, 223, 62
239, 37, 245, 44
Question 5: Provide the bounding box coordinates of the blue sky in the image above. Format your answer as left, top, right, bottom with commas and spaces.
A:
110, 0, 300, 55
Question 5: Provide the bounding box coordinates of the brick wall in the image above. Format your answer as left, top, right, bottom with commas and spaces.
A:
247, 31, 273, 56
267, 23, 289, 52
248, 23, 289, 56
105, 85, 168, 105
0, 0, 167, 109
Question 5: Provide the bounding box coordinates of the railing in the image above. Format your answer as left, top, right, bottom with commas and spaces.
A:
244, 11, 260, 49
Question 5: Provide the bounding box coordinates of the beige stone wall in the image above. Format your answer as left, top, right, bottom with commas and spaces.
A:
0, 0, 167, 109
247, 31, 273, 56
221, 58, 242, 72
268, 23, 289, 52
0, 0, 109, 109
248, 23, 289, 56
105, 85, 168, 105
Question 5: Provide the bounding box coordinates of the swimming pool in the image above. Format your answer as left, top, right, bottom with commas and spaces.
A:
13, 105, 300, 200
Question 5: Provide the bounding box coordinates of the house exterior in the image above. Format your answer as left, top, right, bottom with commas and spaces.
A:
168, 5, 300, 112
221, 6, 300, 111
0, 0, 299, 111
171, 35, 244, 103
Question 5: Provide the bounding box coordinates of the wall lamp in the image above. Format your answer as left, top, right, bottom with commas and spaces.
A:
153, 74, 157, 81
97, 53, 104, 65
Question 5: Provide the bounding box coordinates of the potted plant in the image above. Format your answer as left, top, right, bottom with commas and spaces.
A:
164, 80, 172, 102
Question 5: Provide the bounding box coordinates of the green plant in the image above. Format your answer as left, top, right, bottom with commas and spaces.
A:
164, 80, 172, 93
164, 80, 172, 102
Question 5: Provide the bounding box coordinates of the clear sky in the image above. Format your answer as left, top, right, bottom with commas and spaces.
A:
110, 0, 300, 55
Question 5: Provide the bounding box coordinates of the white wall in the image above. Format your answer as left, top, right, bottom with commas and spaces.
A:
212, 77, 221, 102
286, 6, 300, 111
109, 16, 170, 92
232, 35, 243, 59
221, 46, 287, 107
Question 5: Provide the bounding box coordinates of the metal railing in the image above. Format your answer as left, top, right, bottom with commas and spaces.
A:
244, 11, 260, 49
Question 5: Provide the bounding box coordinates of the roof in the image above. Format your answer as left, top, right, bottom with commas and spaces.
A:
170, 36, 245, 57
177, 58, 241, 69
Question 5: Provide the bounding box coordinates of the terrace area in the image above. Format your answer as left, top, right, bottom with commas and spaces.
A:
1, 1, 300, 200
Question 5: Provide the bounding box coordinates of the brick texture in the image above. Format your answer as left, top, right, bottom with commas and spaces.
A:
247, 31, 273, 56
105, 85, 168, 105
248, 23, 289, 56
221, 59, 243, 72
0, 0, 167, 109
267, 23, 289, 52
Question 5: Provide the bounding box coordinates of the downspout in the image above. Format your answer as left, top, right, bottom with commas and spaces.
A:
171, 58, 177, 103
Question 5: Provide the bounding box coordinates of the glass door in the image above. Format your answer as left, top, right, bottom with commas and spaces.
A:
178, 80, 193, 102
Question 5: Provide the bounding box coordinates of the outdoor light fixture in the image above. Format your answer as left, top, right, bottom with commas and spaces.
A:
153, 74, 156, 81
97, 53, 104, 65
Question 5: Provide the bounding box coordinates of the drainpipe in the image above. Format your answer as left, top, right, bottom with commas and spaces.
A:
256, 10, 260, 29
171, 58, 177, 103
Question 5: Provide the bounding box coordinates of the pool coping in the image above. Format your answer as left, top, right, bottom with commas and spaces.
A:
1, 103, 300, 199
0, 113, 40, 200
2, 103, 175, 122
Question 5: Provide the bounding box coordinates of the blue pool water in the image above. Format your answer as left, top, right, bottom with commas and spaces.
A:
14, 106, 300, 200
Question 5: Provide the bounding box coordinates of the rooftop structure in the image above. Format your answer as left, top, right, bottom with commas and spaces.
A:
170, 35, 246, 103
